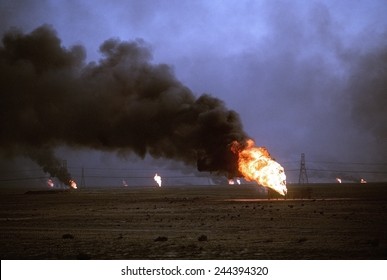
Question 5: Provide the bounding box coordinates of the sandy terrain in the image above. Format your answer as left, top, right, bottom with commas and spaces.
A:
1, 183, 386, 259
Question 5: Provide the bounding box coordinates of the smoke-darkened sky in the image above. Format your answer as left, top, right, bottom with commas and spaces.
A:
0, 0, 386, 185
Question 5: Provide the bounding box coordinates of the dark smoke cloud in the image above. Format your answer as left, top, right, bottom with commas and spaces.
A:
348, 46, 387, 139
0, 25, 248, 184
24, 147, 71, 184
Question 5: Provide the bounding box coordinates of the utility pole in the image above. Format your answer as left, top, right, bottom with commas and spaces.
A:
60, 160, 67, 188
298, 153, 309, 184
80, 167, 86, 188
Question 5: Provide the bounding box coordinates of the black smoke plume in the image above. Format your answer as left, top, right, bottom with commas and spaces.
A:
0, 25, 247, 184
348, 46, 387, 139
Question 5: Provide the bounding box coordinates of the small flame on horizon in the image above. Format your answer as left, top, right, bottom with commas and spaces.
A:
154, 173, 162, 187
360, 178, 367, 183
228, 179, 241, 185
231, 139, 287, 196
122, 180, 128, 187
336, 178, 342, 183
47, 178, 54, 188
69, 179, 77, 189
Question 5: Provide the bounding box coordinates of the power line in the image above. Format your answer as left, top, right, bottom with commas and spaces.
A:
307, 168, 387, 174
308, 161, 387, 166
0, 176, 48, 182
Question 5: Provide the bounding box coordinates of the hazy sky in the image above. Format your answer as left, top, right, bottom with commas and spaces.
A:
1, 0, 386, 184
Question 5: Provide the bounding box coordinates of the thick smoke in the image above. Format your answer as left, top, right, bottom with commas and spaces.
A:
0, 25, 248, 184
24, 147, 71, 183
348, 46, 387, 139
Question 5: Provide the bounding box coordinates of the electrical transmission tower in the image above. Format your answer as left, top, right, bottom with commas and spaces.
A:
298, 153, 309, 184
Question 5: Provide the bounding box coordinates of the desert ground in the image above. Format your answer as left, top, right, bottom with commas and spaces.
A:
1, 183, 386, 259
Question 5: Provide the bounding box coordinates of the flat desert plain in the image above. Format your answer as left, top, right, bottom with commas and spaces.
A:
1, 183, 386, 259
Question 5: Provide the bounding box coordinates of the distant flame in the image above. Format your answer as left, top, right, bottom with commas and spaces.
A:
231, 139, 287, 196
47, 178, 54, 188
336, 178, 342, 183
360, 178, 367, 183
228, 179, 241, 185
154, 173, 162, 187
122, 180, 128, 187
69, 179, 77, 189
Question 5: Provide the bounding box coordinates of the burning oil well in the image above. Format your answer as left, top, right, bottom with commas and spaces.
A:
0, 25, 287, 195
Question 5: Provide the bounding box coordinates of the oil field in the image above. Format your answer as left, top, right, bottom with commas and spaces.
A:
1, 183, 386, 259
1, 1, 387, 262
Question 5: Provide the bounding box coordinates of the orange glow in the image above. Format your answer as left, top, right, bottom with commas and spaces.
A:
231, 139, 287, 196
69, 179, 77, 189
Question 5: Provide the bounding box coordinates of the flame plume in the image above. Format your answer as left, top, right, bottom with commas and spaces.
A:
69, 179, 77, 189
231, 139, 287, 196
47, 178, 54, 188
154, 173, 162, 187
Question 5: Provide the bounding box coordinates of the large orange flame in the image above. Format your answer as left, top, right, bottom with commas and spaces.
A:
231, 139, 287, 196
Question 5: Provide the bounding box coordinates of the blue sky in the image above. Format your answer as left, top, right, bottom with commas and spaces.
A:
1, 0, 386, 185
